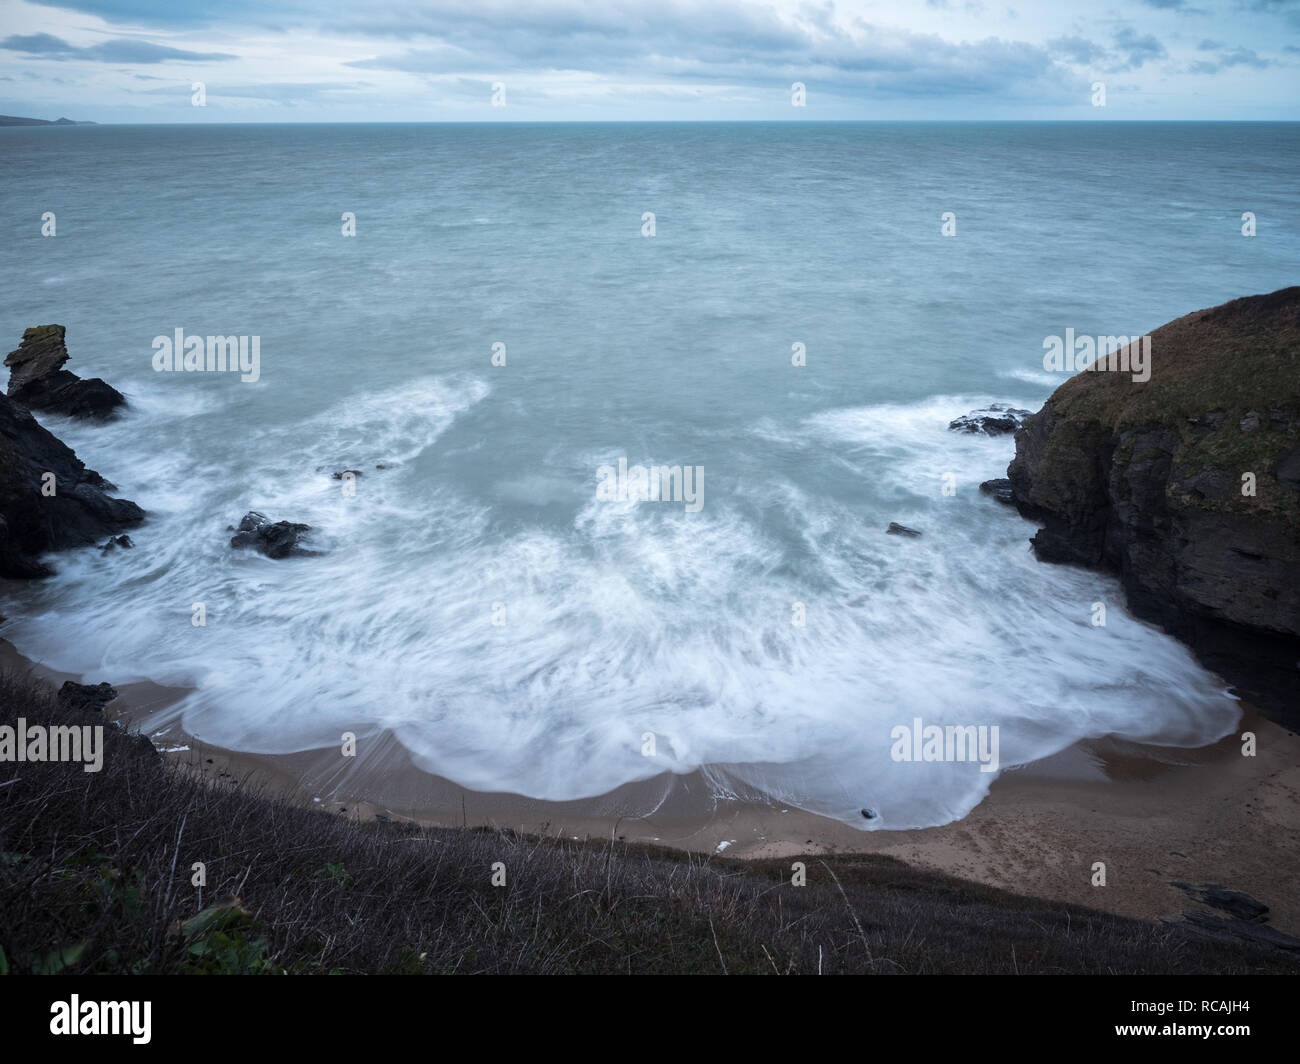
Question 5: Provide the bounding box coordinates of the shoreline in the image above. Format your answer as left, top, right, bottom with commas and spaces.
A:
6, 635, 1298, 937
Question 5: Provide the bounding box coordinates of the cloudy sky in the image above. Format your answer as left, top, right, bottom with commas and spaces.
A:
1, 0, 1297, 121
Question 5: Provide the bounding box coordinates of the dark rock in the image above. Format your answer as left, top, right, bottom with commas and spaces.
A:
886, 522, 921, 537
0, 391, 144, 578
1171, 882, 1270, 923
99, 534, 133, 552
1003, 287, 1300, 723
1276, 445, 1300, 492
949, 404, 1032, 436
859, 808, 877, 820
1164, 910, 1300, 953
331, 469, 363, 480
4, 325, 126, 420
57, 680, 118, 714
228, 511, 316, 559
115, 724, 162, 766
979, 478, 1015, 505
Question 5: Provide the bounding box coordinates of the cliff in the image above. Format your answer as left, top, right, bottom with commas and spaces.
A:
1007, 287, 1300, 719
5, 325, 125, 420
0, 391, 142, 578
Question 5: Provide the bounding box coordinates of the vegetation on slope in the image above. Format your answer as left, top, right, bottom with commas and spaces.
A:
1, 669, 1294, 975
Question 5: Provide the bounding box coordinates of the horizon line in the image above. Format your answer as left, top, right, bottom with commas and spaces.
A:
6, 117, 1300, 127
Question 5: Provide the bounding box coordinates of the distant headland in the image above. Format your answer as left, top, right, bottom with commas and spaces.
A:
0, 115, 97, 126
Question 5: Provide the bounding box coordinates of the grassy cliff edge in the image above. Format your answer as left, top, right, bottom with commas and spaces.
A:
1, 669, 1294, 975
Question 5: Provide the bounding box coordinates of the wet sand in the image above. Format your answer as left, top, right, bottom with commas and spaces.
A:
6, 636, 1298, 936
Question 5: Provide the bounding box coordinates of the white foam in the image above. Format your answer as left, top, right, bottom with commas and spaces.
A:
6, 388, 1239, 831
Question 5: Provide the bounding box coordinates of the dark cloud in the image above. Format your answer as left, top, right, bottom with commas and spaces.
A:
30, 0, 290, 27
1189, 45, 1274, 71
341, 5, 1072, 101
1049, 35, 1110, 65
1111, 27, 1168, 70
0, 32, 236, 62
1240, 0, 1300, 28
1048, 28, 1169, 73
1136, 0, 1205, 11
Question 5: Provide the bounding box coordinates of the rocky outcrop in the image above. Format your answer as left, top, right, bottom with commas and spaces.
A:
1171, 911, 1300, 953
1172, 882, 1269, 923
5, 325, 126, 420
0, 392, 144, 578
57, 681, 119, 714
1006, 288, 1300, 720
228, 512, 316, 559
949, 404, 1032, 436
979, 478, 1015, 505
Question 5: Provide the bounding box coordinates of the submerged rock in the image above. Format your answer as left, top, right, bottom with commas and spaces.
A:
1003, 287, 1300, 720
979, 478, 1016, 505
0, 392, 144, 578
4, 325, 126, 420
228, 511, 316, 559
886, 522, 922, 537
949, 404, 1032, 436
99, 534, 134, 551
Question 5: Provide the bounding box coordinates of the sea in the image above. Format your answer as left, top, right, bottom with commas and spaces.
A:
1, 120, 1297, 828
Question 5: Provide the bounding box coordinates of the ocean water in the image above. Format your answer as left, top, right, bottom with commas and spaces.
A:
1, 121, 1297, 829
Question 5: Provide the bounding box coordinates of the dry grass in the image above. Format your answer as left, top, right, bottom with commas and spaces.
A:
1, 669, 1294, 975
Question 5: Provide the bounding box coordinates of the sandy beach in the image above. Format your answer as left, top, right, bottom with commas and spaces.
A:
7, 636, 1297, 938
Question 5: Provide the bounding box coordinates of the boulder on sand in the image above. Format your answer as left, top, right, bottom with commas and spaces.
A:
57, 680, 119, 714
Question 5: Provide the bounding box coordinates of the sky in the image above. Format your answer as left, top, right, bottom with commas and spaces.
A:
0, 0, 1297, 122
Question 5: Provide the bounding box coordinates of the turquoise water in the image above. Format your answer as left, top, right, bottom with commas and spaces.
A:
1, 121, 1296, 827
